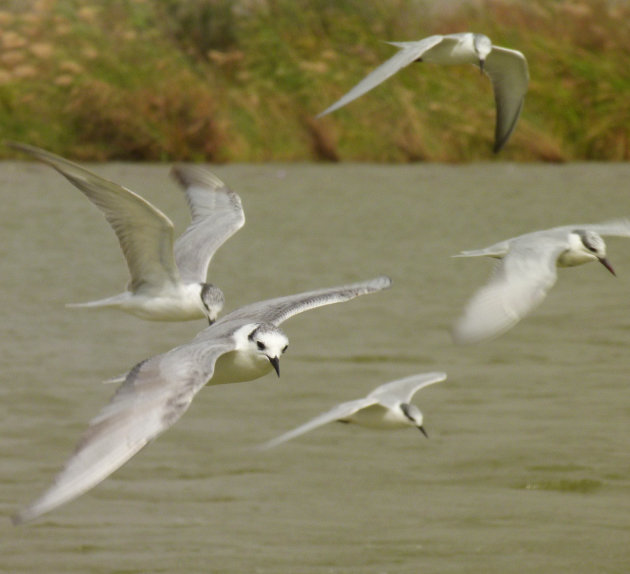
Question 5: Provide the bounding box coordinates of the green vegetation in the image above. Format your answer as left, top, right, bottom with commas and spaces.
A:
1, 0, 629, 162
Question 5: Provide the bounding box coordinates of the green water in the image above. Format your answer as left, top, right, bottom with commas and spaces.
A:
2, 162, 630, 573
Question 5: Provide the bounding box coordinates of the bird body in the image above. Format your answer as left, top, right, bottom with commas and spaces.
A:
207, 323, 287, 385
13, 276, 391, 524
67, 281, 211, 321
339, 402, 413, 429
260, 371, 445, 449
393, 34, 481, 66
453, 220, 630, 344
8, 142, 244, 322
318, 32, 529, 152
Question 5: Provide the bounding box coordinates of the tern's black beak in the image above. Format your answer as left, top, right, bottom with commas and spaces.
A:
418, 426, 429, 438
269, 356, 280, 377
598, 257, 616, 276
479, 59, 485, 74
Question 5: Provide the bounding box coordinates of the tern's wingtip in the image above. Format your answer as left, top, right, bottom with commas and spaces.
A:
493, 135, 510, 154
11, 510, 30, 526
450, 328, 476, 346
11, 499, 50, 525
169, 164, 228, 193
5, 140, 40, 157
257, 439, 281, 451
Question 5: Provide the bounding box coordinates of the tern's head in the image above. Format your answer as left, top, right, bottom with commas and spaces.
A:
248, 324, 289, 377
473, 34, 492, 72
573, 230, 615, 275
200, 283, 225, 324
400, 403, 428, 438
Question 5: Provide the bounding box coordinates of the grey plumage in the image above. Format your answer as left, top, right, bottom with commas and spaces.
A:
318, 33, 529, 152
8, 142, 245, 321
13, 276, 392, 524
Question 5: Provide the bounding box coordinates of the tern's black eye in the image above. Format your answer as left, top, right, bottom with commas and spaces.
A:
256, 341, 266, 351
282, 344, 289, 353
578, 232, 600, 253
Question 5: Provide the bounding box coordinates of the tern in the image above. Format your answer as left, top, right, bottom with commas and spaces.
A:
12, 275, 392, 524
452, 220, 630, 344
317, 33, 529, 152
8, 142, 245, 322
260, 371, 446, 449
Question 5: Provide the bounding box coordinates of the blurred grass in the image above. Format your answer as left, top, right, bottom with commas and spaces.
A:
0, 0, 628, 162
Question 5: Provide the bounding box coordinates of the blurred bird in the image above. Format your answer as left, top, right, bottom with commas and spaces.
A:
318, 33, 529, 152
260, 371, 445, 449
453, 221, 630, 344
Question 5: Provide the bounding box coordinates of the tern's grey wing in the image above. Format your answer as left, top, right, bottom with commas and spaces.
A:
259, 397, 379, 449
13, 339, 234, 525
581, 219, 630, 238
217, 275, 392, 327
453, 240, 511, 259
317, 36, 444, 117
170, 165, 245, 283
367, 372, 446, 408
453, 236, 567, 344
8, 142, 179, 292
483, 46, 529, 152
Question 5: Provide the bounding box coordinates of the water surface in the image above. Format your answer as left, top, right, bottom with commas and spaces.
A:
1, 161, 630, 573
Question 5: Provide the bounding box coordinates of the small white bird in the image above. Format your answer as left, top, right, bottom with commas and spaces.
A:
12, 275, 391, 524
260, 371, 446, 449
8, 142, 245, 322
453, 220, 630, 344
318, 32, 529, 152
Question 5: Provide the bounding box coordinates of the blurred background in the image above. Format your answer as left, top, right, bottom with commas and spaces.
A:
1, 0, 628, 163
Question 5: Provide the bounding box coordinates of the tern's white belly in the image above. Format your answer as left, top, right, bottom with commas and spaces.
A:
343, 404, 408, 429
76, 283, 207, 321
122, 297, 205, 321
120, 284, 206, 321
209, 350, 273, 385
557, 249, 596, 268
